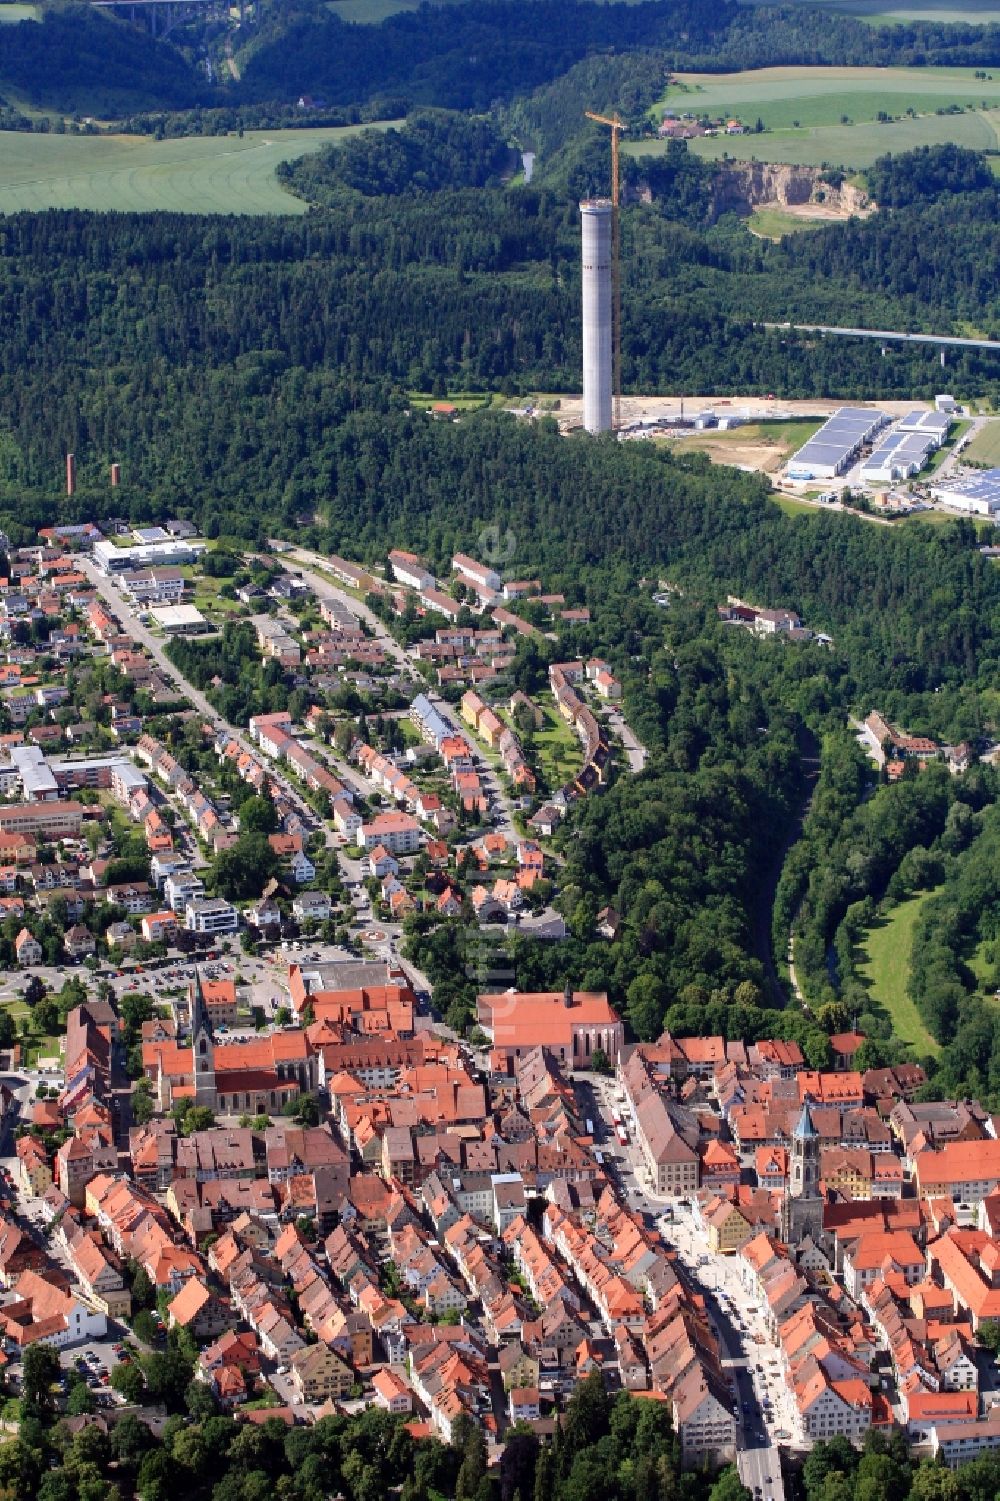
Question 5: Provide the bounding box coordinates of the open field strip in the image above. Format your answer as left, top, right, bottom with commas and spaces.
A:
964, 419, 1000, 467
656, 418, 825, 473
856, 891, 941, 1056
632, 111, 998, 169
749, 205, 839, 237
0, 124, 396, 214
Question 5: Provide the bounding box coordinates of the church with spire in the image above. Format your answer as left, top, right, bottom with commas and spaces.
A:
146, 969, 316, 1116
190, 969, 218, 1112
781, 1101, 824, 1246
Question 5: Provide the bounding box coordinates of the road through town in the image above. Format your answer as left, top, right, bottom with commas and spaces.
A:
79, 558, 320, 830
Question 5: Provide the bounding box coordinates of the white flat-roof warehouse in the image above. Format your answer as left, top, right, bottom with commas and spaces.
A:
149, 604, 209, 634
94, 538, 203, 574
930, 469, 1000, 517
861, 409, 952, 485
786, 407, 889, 481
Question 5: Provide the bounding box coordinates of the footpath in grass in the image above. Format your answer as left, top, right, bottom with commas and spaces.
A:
856, 891, 941, 1057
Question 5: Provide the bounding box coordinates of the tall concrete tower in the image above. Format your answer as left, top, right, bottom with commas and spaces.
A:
580, 199, 613, 434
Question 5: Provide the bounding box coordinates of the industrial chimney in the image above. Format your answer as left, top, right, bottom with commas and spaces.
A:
66, 453, 76, 496
579, 200, 613, 434
110, 463, 121, 488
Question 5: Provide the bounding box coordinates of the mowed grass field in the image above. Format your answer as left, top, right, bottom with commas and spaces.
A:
964, 419, 1000, 467
0, 4, 39, 20
631, 66, 1000, 170
857, 892, 941, 1057
0, 125, 395, 215
749, 205, 839, 236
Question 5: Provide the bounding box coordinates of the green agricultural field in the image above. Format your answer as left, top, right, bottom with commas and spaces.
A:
0, 124, 396, 215
857, 892, 941, 1057
0, 4, 39, 20
631, 67, 1000, 170
964, 419, 1000, 467
653, 67, 1000, 130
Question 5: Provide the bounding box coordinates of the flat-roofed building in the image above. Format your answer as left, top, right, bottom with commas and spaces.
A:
786, 406, 889, 481
150, 604, 208, 635
0, 800, 85, 838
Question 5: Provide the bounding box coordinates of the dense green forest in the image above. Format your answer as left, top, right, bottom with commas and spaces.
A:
766, 728, 1000, 1104
0, 9, 202, 114
2, 147, 1000, 529
904, 802, 1000, 1101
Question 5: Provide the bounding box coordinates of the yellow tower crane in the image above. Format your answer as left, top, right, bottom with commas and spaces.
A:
584, 110, 625, 430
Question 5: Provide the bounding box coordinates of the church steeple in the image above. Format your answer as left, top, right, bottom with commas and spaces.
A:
790, 1102, 820, 1199
190, 968, 217, 1110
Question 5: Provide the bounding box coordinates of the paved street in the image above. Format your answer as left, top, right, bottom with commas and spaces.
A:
279, 545, 417, 681
605, 707, 648, 774
582, 1073, 792, 1496
423, 691, 519, 838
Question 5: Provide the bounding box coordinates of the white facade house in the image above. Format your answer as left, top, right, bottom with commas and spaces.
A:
164, 872, 205, 914
185, 898, 238, 935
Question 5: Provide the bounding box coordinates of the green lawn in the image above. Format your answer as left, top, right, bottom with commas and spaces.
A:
189, 574, 246, 621
964, 419, 1000, 467
534, 702, 583, 788
408, 392, 495, 412
770, 493, 820, 516
0, 995, 61, 1067
857, 892, 941, 1057
901, 507, 965, 525
0, 124, 398, 215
